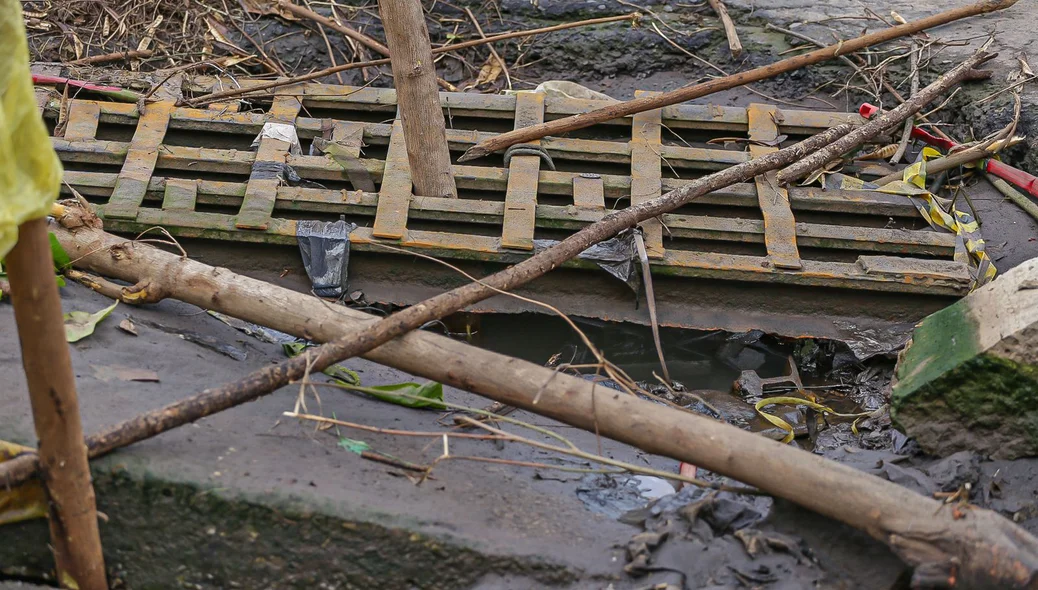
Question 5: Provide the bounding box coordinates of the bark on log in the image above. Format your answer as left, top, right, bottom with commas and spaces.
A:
378, 0, 457, 198
456, 0, 1018, 162
775, 48, 994, 184
6, 218, 107, 590
11, 203, 1038, 588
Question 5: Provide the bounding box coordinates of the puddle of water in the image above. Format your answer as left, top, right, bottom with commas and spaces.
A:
447, 312, 795, 391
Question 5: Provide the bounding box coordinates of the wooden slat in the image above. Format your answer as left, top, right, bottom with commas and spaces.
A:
372, 118, 412, 239
330, 121, 376, 192
161, 178, 197, 210
103, 101, 174, 220
63, 100, 101, 141
630, 90, 664, 258
235, 85, 303, 230
572, 174, 605, 210
748, 103, 801, 270
501, 92, 545, 250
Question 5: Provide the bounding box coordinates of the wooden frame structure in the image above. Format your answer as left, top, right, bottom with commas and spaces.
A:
39, 79, 971, 297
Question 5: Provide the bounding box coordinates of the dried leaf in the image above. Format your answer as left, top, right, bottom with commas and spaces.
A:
118, 318, 138, 336
1020, 55, 1035, 78
0, 441, 47, 526
64, 300, 118, 342
465, 56, 504, 90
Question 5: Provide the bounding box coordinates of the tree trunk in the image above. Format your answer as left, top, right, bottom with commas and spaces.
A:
6, 218, 107, 590
378, 0, 457, 198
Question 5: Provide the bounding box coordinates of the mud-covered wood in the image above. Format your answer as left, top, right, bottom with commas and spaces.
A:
749, 104, 801, 270
63, 100, 100, 141
235, 85, 302, 230
373, 118, 412, 239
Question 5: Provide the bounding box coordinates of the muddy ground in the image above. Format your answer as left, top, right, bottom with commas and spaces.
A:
9, 0, 1038, 588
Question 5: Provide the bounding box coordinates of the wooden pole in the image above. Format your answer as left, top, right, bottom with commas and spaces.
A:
457, 0, 1019, 162
5, 218, 107, 590
378, 0, 458, 198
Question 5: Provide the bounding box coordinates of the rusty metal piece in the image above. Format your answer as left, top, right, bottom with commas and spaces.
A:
501, 92, 545, 251
733, 356, 804, 399
630, 90, 664, 259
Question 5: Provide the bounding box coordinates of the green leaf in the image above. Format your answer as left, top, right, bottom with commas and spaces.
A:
337, 436, 370, 455
49, 233, 70, 270
64, 301, 118, 342
345, 381, 445, 410
282, 342, 361, 386
55, 275, 66, 288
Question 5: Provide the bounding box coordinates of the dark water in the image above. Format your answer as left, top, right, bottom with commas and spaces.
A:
445, 312, 796, 392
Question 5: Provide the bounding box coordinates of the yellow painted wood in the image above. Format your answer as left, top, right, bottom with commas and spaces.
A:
372, 118, 412, 239
501, 92, 545, 251
748, 103, 802, 270
630, 90, 664, 258
103, 101, 174, 220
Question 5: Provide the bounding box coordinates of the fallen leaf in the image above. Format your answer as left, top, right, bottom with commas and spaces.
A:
465, 55, 504, 90
64, 301, 118, 342
337, 436, 370, 454
49, 232, 70, 270
342, 381, 445, 409
283, 342, 361, 385
0, 441, 48, 526
118, 318, 138, 336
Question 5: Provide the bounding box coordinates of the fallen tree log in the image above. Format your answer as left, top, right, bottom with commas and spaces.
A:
17, 199, 1038, 588
456, 0, 1017, 162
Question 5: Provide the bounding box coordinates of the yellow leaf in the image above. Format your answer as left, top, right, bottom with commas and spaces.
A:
0, 440, 48, 526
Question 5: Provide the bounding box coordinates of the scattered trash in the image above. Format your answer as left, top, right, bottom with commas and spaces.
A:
209, 311, 292, 344
132, 316, 247, 361
534, 229, 640, 292
296, 219, 356, 298
576, 474, 677, 520
64, 300, 118, 342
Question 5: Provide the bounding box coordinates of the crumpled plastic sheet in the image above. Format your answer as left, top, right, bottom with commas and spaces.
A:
534, 229, 640, 291
251, 122, 302, 156
0, 0, 63, 258
249, 160, 302, 184
297, 219, 357, 298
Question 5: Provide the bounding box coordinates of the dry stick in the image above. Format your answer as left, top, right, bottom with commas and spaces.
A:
458, 0, 1018, 162
278, 0, 390, 57
5, 218, 107, 590
707, 0, 743, 58
870, 139, 1013, 186
67, 49, 154, 65
776, 48, 993, 185
379, 0, 458, 198
889, 43, 920, 164
463, 6, 512, 90
16, 183, 1038, 585
180, 12, 639, 106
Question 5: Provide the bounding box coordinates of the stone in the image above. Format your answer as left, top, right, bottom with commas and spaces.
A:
892, 258, 1038, 459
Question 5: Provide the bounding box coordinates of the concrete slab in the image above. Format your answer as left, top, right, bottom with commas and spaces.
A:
0, 282, 645, 588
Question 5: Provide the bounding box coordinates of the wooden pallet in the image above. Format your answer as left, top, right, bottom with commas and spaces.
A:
39, 77, 971, 296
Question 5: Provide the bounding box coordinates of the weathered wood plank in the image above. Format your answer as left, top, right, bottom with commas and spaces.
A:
103, 101, 174, 220
572, 174, 605, 210
63, 100, 101, 141
748, 104, 801, 270
501, 92, 545, 250
161, 178, 198, 211
235, 85, 303, 230
630, 90, 664, 258
372, 118, 412, 239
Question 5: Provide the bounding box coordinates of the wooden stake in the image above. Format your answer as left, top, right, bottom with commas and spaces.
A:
457, 0, 1019, 162
707, 0, 743, 58
5, 218, 107, 590
378, 0, 457, 198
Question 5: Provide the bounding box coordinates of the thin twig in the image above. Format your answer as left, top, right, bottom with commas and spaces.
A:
890, 43, 920, 164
